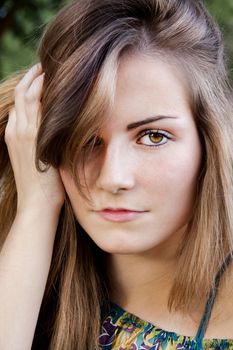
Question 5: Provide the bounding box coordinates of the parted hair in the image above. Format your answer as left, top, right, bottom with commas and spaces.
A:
0, 0, 233, 349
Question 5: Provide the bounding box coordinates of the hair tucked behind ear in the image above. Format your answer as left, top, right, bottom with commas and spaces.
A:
0, 73, 111, 349
0, 0, 233, 349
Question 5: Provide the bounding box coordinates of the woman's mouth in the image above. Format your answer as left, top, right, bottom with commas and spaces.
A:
96, 208, 148, 222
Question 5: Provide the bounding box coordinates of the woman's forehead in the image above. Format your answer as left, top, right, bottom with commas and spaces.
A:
99, 53, 193, 128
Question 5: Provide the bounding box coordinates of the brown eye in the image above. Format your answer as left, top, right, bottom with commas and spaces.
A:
93, 137, 103, 147
84, 136, 103, 149
137, 130, 171, 147
149, 133, 163, 144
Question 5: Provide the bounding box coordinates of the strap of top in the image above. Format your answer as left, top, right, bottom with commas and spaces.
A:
194, 252, 233, 345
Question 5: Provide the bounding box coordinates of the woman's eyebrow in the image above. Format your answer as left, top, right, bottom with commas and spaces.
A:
126, 115, 178, 131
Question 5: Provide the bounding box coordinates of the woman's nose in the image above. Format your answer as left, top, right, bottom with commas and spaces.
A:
96, 142, 135, 194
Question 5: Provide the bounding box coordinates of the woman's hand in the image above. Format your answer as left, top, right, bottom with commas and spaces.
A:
4, 63, 65, 214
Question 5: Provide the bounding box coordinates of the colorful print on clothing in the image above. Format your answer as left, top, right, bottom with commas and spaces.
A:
99, 302, 233, 350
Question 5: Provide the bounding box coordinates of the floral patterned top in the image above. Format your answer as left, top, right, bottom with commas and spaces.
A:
99, 301, 233, 350
99, 253, 233, 349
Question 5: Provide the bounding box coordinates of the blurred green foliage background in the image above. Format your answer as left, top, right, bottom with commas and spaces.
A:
0, 0, 232, 81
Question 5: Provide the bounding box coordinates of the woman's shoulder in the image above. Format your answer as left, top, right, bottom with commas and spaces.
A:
100, 302, 233, 349
99, 263, 233, 348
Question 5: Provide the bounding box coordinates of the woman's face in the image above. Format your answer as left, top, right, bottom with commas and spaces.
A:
59, 54, 202, 255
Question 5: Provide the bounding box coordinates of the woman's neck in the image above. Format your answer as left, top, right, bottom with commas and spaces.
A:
106, 248, 233, 339
107, 244, 178, 311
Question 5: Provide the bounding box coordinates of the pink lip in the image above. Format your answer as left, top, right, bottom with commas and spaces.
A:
96, 208, 147, 222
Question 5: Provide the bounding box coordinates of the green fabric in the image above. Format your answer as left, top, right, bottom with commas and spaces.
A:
99, 302, 233, 349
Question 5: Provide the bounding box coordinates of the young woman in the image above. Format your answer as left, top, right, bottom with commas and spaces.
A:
0, 0, 233, 349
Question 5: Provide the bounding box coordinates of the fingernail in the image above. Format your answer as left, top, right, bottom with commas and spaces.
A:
35, 62, 42, 70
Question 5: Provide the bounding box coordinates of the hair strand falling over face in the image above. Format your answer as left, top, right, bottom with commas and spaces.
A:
0, 0, 233, 348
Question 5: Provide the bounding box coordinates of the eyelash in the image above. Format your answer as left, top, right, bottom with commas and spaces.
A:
84, 129, 172, 150
137, 129, 172, 147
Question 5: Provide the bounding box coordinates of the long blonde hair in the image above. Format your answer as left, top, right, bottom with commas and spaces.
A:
0, 0, 233, 348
